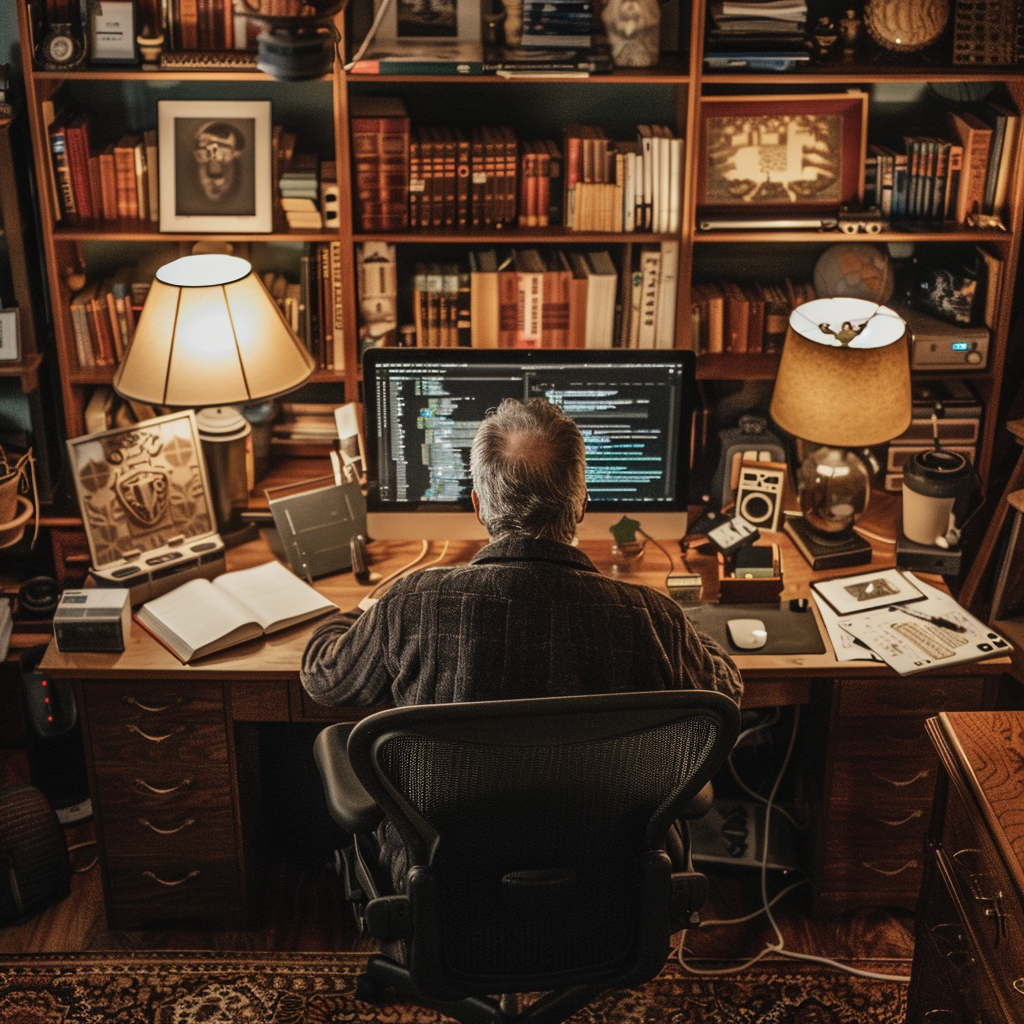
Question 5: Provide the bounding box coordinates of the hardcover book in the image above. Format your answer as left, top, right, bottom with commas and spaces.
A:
784, 515, 872, 572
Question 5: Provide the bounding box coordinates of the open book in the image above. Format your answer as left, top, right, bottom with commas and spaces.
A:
136, 560, 337, 663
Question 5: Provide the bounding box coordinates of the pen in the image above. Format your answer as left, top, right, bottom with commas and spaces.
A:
889, 605, 966, 633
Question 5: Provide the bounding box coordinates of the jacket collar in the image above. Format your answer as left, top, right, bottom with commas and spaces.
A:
470, 535, 600, 573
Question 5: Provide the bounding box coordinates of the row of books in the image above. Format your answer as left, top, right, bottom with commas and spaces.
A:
156, 0, 260, 52
350, 98, 682, 235
690, 278, 816, 356
356, 241, 679, 353
865, 102, 1019, 225
67, 243, 344, 373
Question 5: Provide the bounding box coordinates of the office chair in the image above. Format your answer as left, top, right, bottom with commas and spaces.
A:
313, 689, 740, 1024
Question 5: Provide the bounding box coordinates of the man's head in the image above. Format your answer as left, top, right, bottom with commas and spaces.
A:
193, 121, 244, 202
470, 398, 587, 544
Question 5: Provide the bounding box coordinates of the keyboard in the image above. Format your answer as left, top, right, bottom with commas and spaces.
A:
891, 620, 967, 661
159, 50, 260, 70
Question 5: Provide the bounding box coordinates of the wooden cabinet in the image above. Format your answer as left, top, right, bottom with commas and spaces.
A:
907, 710, 1024, 1023
78, 679, 251, 928
808, 675, 986, 915
13, 5, 1024, 501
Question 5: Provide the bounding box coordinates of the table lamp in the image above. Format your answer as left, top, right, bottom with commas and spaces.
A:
113, 253, 316, 536
769, 296, 911, 564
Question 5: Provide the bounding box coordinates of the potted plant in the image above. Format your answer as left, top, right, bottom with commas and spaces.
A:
0, 443, 37, 549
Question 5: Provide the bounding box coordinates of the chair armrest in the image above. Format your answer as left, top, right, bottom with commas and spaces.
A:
313, 723, 384, 834
678, 781, 714, 820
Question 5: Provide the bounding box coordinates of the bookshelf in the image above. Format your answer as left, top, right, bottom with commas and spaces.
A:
14, 1, 1024, 500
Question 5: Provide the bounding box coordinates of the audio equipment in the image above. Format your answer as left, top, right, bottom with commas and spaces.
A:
53, 589, 131, 652
734, 460, 787, 532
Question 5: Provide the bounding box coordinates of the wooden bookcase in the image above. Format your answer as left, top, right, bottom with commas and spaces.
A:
14, 2, 1024, 498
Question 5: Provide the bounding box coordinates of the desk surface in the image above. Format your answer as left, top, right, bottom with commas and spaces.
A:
39, 495, 1009, 690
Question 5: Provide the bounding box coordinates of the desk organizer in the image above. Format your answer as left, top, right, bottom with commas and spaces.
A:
66, 410, 226, 605
717, 544, 783, 603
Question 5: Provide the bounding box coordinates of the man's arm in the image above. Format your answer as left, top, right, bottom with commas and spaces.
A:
300, 598, 391, 706
680, 617, 744, 703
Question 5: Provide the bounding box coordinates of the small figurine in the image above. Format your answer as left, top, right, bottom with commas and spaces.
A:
840, 9, 861, 59
602, 0, 661, 68
136, 28, 165, 68
812, 16, 839, 58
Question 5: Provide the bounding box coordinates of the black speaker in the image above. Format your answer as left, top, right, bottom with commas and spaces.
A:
21, 645, 92, 824
0, 784, 71, 925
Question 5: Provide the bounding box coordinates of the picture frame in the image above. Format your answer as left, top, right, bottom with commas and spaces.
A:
372, 0, 482, 43
88, 0, 138, 64
812, 567, 923, 616
0, 308, 19, 361
697, 93, 868, 215
158, 100, 273, 234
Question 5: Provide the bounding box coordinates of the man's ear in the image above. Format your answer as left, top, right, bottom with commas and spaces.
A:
577, 492, 588, 524
471, 489, 484, 526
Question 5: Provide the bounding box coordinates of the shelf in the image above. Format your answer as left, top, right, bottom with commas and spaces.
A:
0, 353, 43, 393
695, 228, 1013, 244
696, 353, 780, 380
52, 225, 341, 243
702, 66, 1024, 86
353, 231, 681, 244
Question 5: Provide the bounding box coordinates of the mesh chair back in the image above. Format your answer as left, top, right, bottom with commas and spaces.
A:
348, 690, 739, 994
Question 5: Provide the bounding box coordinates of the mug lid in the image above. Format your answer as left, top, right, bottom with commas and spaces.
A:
903, 448, 972, 497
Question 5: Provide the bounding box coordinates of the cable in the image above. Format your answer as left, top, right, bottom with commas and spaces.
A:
726, 711, 805, 831
677, 706, 910, 984
696, 878, 809, 929
368, 539, 430, 599
67, 839, 98, 874
637, 527, 676, 588
854, 525, 896, 545
344, 0, 394, 69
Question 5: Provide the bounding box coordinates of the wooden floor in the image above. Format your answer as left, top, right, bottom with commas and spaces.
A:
0, 746, 915, 965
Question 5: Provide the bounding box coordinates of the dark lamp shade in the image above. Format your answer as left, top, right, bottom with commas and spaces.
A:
769, 298, 912, 448
113, 254, 315, 408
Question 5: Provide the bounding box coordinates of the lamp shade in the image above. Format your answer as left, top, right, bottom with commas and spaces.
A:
113, 254, 315, 408
769, 297, 912, 448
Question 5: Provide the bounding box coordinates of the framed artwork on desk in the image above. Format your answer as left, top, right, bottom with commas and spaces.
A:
696, 93, 868, 216
158, 100, 273, 234
0, 309, 19, 361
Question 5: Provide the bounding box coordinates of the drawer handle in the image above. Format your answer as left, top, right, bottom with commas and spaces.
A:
123, 695, 184, 713
126, 724, 185, 743
134, 777, 193, 795
870, 770, 930, 788
142, 869, 200, 887
968, 874, 1007, 947
872, 730, 927, 746
138, 817, 196, 835
1013, 979, 1024, 995
861, 859, 918, 877
872, 690, 949, 710
872, 810, 924, 827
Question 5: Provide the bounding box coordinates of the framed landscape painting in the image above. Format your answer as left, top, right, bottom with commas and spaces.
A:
697, 93, 868, 216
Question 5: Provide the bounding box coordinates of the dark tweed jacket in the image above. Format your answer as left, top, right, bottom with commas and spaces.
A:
302, 535, 743, 895
301, 534, 743, 707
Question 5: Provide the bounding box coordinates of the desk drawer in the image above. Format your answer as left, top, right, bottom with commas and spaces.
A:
831, 716, 933, 760
84, 681, 228, 764
816, 849, 923, 901
105, 856, 243, 928
829, 758, 936, 807
836, 677, 985, 718
93, 764, 235, 860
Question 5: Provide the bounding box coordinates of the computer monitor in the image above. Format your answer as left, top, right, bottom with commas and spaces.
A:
362, 348, 696, 541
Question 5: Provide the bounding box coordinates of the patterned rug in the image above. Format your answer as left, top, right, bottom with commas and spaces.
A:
0, 951, 910, 1023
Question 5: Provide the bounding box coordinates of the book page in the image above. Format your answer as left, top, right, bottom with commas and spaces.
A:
136, 578, 256, 661
212, 560, 336, 633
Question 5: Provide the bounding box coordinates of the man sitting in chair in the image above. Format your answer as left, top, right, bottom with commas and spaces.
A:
301, 397, 742, 882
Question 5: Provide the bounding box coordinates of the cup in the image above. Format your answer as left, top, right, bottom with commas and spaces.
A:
902, 449, 972, 547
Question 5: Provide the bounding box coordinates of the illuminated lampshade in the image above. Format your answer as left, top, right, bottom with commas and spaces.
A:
770, 297, 912, 538
770, 297, 912, 448
113, 253, 315, 408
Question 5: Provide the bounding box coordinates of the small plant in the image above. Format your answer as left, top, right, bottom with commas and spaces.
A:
0, 442, 37, 548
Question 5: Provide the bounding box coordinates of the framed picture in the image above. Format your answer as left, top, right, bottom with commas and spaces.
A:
0, 309, 19, 361
812, 568, 923, 616
697, 93, 868, 214
158, 100, 273, 234
88, 1, 138, 64
372, 0, 482, 42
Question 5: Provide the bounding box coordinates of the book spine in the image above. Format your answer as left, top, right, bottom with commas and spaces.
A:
49, 126, 78, 222
329, 240, 345, 371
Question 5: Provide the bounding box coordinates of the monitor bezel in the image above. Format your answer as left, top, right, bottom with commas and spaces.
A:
362, 347, 696, 531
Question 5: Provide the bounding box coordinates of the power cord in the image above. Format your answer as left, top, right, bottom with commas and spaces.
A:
677, 705, 910, 984
367, 539, 452, 600
727, 709, 805, 832
637, 527, 677, 590
345, 0, 394, 69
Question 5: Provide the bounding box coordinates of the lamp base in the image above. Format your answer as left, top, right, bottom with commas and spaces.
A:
783, 514, 872, 572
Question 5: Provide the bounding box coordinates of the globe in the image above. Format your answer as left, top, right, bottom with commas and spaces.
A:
813, 243, 895, 303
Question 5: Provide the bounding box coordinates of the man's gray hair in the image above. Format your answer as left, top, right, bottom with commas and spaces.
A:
470, 398, 587, 543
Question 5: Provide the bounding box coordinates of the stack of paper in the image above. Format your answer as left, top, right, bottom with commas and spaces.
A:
811, 569, 1012, 675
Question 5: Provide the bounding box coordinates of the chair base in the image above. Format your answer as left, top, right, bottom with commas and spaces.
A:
357, 955, 607, 1024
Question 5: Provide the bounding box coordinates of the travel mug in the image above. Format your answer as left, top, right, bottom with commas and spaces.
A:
902, 449, 972, 547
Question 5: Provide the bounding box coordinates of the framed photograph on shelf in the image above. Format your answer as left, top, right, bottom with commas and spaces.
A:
0, 308, 19, 361
88, 0, 138, 64
697, 93, 868, 215
158, 100, 273, 234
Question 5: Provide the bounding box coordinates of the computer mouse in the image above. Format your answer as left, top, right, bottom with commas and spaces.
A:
726, 618, 768, 650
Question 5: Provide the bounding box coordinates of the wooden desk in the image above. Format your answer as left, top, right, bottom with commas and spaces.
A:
39, 525, 1011, 927
906, 711, 1024, 1023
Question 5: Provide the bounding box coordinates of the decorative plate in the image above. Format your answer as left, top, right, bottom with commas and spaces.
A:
864, 0, 949, 51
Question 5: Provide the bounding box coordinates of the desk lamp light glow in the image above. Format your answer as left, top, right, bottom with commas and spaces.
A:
112, 253, 316, 533
769, 296, 912, 540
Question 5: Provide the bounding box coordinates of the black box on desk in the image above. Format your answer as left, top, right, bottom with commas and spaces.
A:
895, 526, 963, 577
54, 589, 131, 652
66, 410, 226, 606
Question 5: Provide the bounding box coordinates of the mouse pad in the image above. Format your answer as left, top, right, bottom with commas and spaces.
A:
682, 602, 826, 656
